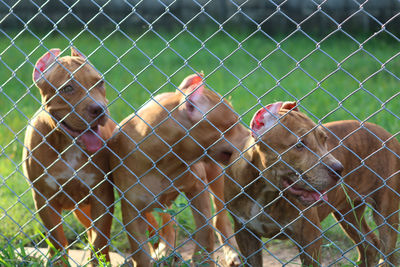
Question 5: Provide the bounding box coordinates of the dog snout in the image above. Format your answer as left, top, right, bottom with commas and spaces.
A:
88, 103, 105, 118
328, 161, 344, 180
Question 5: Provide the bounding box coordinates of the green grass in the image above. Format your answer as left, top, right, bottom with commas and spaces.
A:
0, 243, 47, 267
0, 28, 399, 264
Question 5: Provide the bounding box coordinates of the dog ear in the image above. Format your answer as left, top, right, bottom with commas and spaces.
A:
178, 73, 210, 123
178, 72, 204, 91
33, 48, 61, 83
70, 47, 87, 59
281, 101, 299, 111
250, 102, 283, 138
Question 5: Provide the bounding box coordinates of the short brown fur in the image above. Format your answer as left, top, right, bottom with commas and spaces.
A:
109, 74, 247, 266
226, 105, 400, 266
23, 48, 115, 265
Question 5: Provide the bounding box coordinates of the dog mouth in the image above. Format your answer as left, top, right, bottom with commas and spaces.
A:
60, 121, 103, 153
282, 177, 328, 205
218, 150, 233, 164
206, 149, 233, 165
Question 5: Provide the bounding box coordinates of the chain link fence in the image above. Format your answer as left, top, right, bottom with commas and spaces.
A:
1, 0, 399, 266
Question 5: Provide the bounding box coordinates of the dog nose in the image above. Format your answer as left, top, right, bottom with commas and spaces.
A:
328, 161, 344, 180
88, 103, 105, 118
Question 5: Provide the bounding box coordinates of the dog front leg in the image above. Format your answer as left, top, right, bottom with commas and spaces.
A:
233, 220, 263, 266
292, 212, 322, 267
73, 205, 93, 243
157, 212, 177, 256
208, 170, 241, 266
146, 211, 177, 260
89, 181, 114, 263
186, 185, 215, 266
33, 193, 69, 266
121, 198, 153, 267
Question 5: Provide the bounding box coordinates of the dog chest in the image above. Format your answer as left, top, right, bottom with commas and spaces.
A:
236, 201, 282, 236
43, 146, 99, 192
232, 190, 295, 238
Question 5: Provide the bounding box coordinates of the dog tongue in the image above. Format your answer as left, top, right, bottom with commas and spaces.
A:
308, 191, 328, 202
79, 128, 103, 153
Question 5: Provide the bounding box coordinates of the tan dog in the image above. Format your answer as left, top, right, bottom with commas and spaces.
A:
22, 48, 115, 264
226, 101, 400, 266
109, 73, 247, 266
140, 91, 240, 265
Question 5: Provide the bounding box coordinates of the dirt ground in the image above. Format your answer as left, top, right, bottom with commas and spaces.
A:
24, 240, 342, 266
175, 240, 304, 266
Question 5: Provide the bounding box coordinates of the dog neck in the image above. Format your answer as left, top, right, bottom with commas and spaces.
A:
237, 137, 281, 193
33, 109, 78, 153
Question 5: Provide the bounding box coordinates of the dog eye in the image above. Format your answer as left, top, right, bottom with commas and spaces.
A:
295, 141, 304, 149
95, 80, 104, 88
60, 85, 74, 94
96, 80, 105, 91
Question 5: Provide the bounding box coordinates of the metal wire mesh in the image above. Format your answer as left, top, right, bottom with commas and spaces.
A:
1, 0, 399, 266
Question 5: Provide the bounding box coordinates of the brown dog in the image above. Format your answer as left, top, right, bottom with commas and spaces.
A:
109, 73, 247, 266
22, 48, 115, 264
225, 101, 400, 266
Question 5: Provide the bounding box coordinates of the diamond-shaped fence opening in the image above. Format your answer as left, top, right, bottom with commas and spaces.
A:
0, 0, 399, 266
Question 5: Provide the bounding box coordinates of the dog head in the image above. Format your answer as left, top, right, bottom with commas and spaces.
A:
177, 73, 247, 165
147, 73, 246, 165
250, 101, 343, 205
33, 47, 109, 153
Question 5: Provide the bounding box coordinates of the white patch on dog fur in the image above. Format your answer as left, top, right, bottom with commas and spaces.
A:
152, 240, 172, 259
250, 203, 261, 217
223, 246, 241, 266
44, 170, 97, 190
77, 171, 96, 186
236, 204, 265, 233
44, 175, 58, 190
65, 147, 83, 169
238, 201, 284, 235
247, 206, 266, 234
43, 147, 97, 189
44, 169, 73, 189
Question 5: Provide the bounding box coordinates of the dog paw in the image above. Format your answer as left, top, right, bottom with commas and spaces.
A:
224, 248, 241, 266
151, 240, 173, 260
